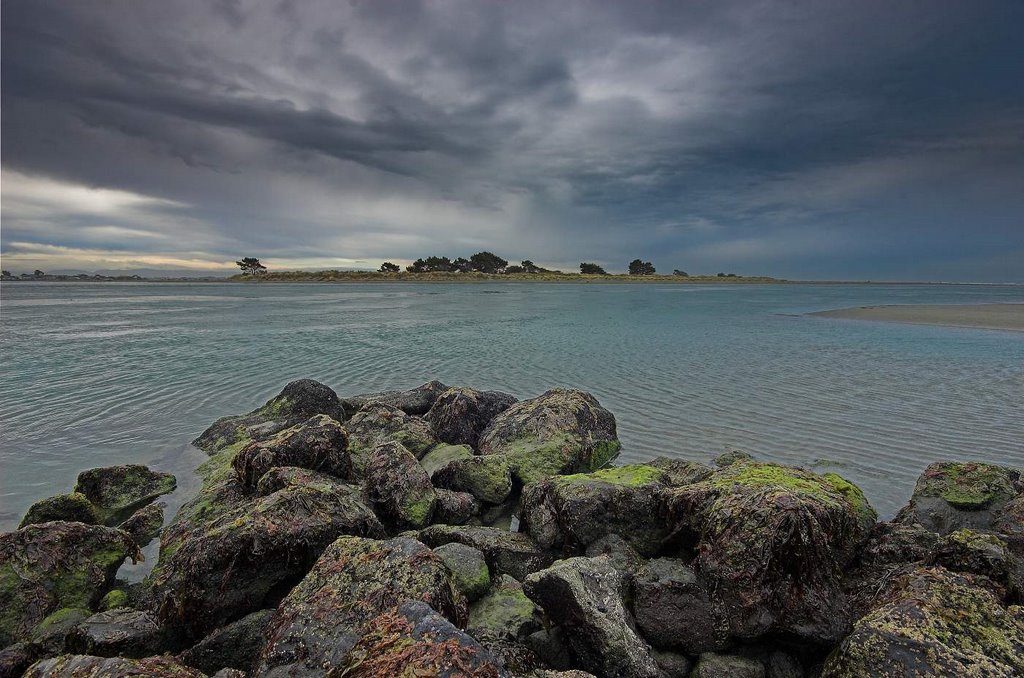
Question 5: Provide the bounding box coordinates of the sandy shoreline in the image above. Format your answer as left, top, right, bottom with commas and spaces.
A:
812, 303, 1024, 331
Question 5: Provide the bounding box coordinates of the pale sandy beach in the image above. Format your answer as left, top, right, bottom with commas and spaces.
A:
813, 303, 1024, 331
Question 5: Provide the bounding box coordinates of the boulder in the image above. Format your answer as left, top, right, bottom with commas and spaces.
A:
419, 525, 554, 581
24, 654, 206, 677
340, 380, 449, 416
692, 653, 765, 678
895, 461, 1020, 535
432, 455, 515, 505
584, 534, 645, 577
927, 529, 1023, 601
631, 557, 728, 653
178, 609, 273, 675
844, 521, 939, 616
73, 465, 176, 525
19, 492, 98, 528
647, 457, 715, 485
713, 450, 755, 467
433, 542, 491, 602
478, 389, 622, 485
65, 609, 163, 658
425, 387, 518, 447
995, 495, 1024, 543
344, 403, 438, 475
231, 414, 351, 489
0, 642, 43, 678
0, 522, 139, 646
363, 441, 438, 529
523, 557, 662, 678
822, 566, 1024, 677
117, 502, 164, 547
29, 606, 91, 654
256, 536, 466, 676
467, 575, 542, 643
193, 379, 346, 453
652, 650, 693, 678
525, 627, 574, 671
433, 489, 480, 525
419, 443, 475, 478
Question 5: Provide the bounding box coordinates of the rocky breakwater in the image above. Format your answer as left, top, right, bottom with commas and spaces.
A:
1, 378, 1021, 678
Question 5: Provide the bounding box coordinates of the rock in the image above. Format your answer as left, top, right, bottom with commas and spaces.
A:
24, 654, 206, 677
647, 457, 715, 485
340, 380, 449, 416
895, 461, 1020, 535
478, 389, 622, 486
98, 590, 128, 611
425, 387, 518, 447
652, 650, 693, 678
584, 534, 645, 576
193, 379, 346, 453
65, 609, 162, 658
432, 455, 515, 505
30, 607, 91, 653
0, 522, 139, 646
766, 651, 804, 678
212, 670, 246, 678
73, 465, 176, 525
433, 542, 491, 602
467, 575, 542, 642
19, 492, 98, 528
0, 642, 43, 678
151, 470, 384, 639
927, 528, 1023, 601
664, 462, 876, 645
995, 495, 1024, 543
523, 557, 662, 678
822, 566, 1024, 677
257, 536, 467, 676
713, 450, 754, 468
525, 627, 574, 671
419, 525, 554, 581
232, 414, 352, 489
433, 488, 480, 525
363, 441, 438, 529
117, 502, 164, 547
334, 600, 506, 678
344, 403, 438, 474
632, 557, 727, 653
532, 671, 597, 678
519, 464, 673, 557
692, 652, 766, 678
178, 609, 273, 675
419, 443, 475, 478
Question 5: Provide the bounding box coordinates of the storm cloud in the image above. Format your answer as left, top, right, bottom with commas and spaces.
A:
2, 0, 1022, 279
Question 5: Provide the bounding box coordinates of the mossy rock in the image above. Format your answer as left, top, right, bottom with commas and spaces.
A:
19, 492, 99, 528
176, 608, 274, 675
928, 529, 1023, 601
98, 589, 129, 611
231, 413, 353, 489
419, 443, 474, 478
339, 380, 449, 416
425, 386, 518, 448
432, 454, 515, 505
897, 462, 1020, 536
467, 575, 542, 642
24, 654, 206, 677
433, 542, 491, 602
345, 402, 439, 476
419, 525, 554, 582
74, 465, 176, 525
117, 502, 165, 547
363, 440, 438, 530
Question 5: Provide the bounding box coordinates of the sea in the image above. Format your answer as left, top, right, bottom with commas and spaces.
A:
2, 281, 1022, 536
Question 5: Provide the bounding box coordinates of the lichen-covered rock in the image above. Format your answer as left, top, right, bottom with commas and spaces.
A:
178, 609, 273, 675
647, 457, 715, 486
193, 379, 346, 453
822, 566, 1024, 677
231, 414, 351, 489
520, 464, 673, 557
664, 462, 876, 645
467, 575, 542, 643
65, 608, 163, 658
425, 387, 518, 448
584, 534, 645, 576
340, 380, 449, 416
0, 522, 139, 646
433, 542, 491, 602
24, 654, 206, 677
692, 652, 765, 678
433, 488, 480, 525
432, 455, 515, 505
523, 556, 662, 678
30, 606, 91, 653
74, 465, 176, 525
420, 443, 475, 478
118, 502, 165, 547
478, 389, 622, 485
256, 536, 467, 676
363, 441, 438, 529
713, 450, 755, 468
928, 529, 1023, 601
652, 650, 693, 678
344, 402, 439, 475
419, 525, 554, 581
895, 461, 1020, 535
632, 557, 728, 654
844, 521, 940, 617
19, 492, 99, 528
151, 470, 384, 638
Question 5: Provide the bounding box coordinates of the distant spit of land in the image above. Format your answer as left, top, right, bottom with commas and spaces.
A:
812, 303, 1024, 332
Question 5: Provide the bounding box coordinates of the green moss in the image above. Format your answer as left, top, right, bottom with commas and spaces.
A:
916, 462, 1017, 510
420, 444, 474, 477
34, 607, 90, 634
823, 472, 878, 527
99, 588, 129, 610
590, 440, 622, 469
467, 583, 538, 639
947, 528, 1007, 549
404, 495, 435, 528
556, 464, 664, 488
260, 395, 293, 417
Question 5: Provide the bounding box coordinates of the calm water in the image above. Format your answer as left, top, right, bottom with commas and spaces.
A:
2, 282, 1022, 532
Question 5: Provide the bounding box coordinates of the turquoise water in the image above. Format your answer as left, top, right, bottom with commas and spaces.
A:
1, 282, 1022, 531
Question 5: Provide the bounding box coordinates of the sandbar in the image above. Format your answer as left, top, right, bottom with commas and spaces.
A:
811, 303, 1024, 332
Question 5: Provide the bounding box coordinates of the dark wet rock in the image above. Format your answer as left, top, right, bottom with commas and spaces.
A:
334, 600, 506, 678
822, 566, 1024, 677
533, 671, 598, 678
995, 495, 1024, 543
928, 528, 1023, 601
419, 525, 554, 581
117, 502, 164, 547
478, 389, 622, 485
467, 575, 542, 643
766, 651, 805, 678
344, 403, 438, 475
73, 465, 176, 525
520, 464, 673, 557
0, 522, 139, 646
340, 380, 449, 416
525, 627, 574, 671
524, 556, 662, 678
232, 414, 352, 489
19, 492, 99, 528
212, 669, 246, 678
151, 470, 384, 639
257, 536, 467, 676
363, 440, 438, 529
844, 521, 941, 617
419, 443, 475, 478
65, 608, 162, 658
664, 462, 876, 645
29, 607, 91, 654
713, 450, 755, 468
647, 456, 715, 485
432, 455, 515, 505
24, 654, 206, 677
692, 652, 766, 678
193, 379, 346, 453
652, 650, 693, 678
433, 488, 480, 525
632, 557, 727, 653
433, 542, 491, 602
895, 461, 1020, 535
425, 387, 519, 448
0, 641, 43, 678
584, 534, 645, 576
178, 609, 273, 675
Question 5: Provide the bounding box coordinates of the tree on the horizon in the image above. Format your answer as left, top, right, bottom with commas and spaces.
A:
424, 255, 454, 272
452, 257, 472, 273
521, 260, 547, 273
236, 257, 266, 275
469, 251, 507, 273
379, 262, 400, 273
628, 259, 656, 275
33, 269, 45, 278
580, 262, 607, 275
673, 269, 689, 277
1, 270, 11, 278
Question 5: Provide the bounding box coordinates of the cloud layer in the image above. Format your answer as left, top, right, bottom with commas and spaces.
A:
3, 0, 1023, 279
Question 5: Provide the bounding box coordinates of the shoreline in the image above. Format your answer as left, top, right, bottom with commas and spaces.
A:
811, 303, 1024, 332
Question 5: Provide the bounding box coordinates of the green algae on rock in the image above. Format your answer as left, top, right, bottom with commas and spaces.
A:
19, 492, 100, 528
467, 575, 542, 643
24, 654, 206, 677
345, 402, 439, 475
419, 525, 555, 582
433, 542, 491, 602
432, 454, 515, 505
425, 386, 518, 448
340, 380, 449, 416
363, 440, 438, 529
73, 465, 176, 526
896, 461, 1020, 535
231, 413, 352, 489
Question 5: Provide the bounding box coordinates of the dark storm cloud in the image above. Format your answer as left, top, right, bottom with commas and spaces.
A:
2, 0, 1023, 279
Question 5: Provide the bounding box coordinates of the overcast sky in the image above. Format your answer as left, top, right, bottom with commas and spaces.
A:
2, 1, 1022, 279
